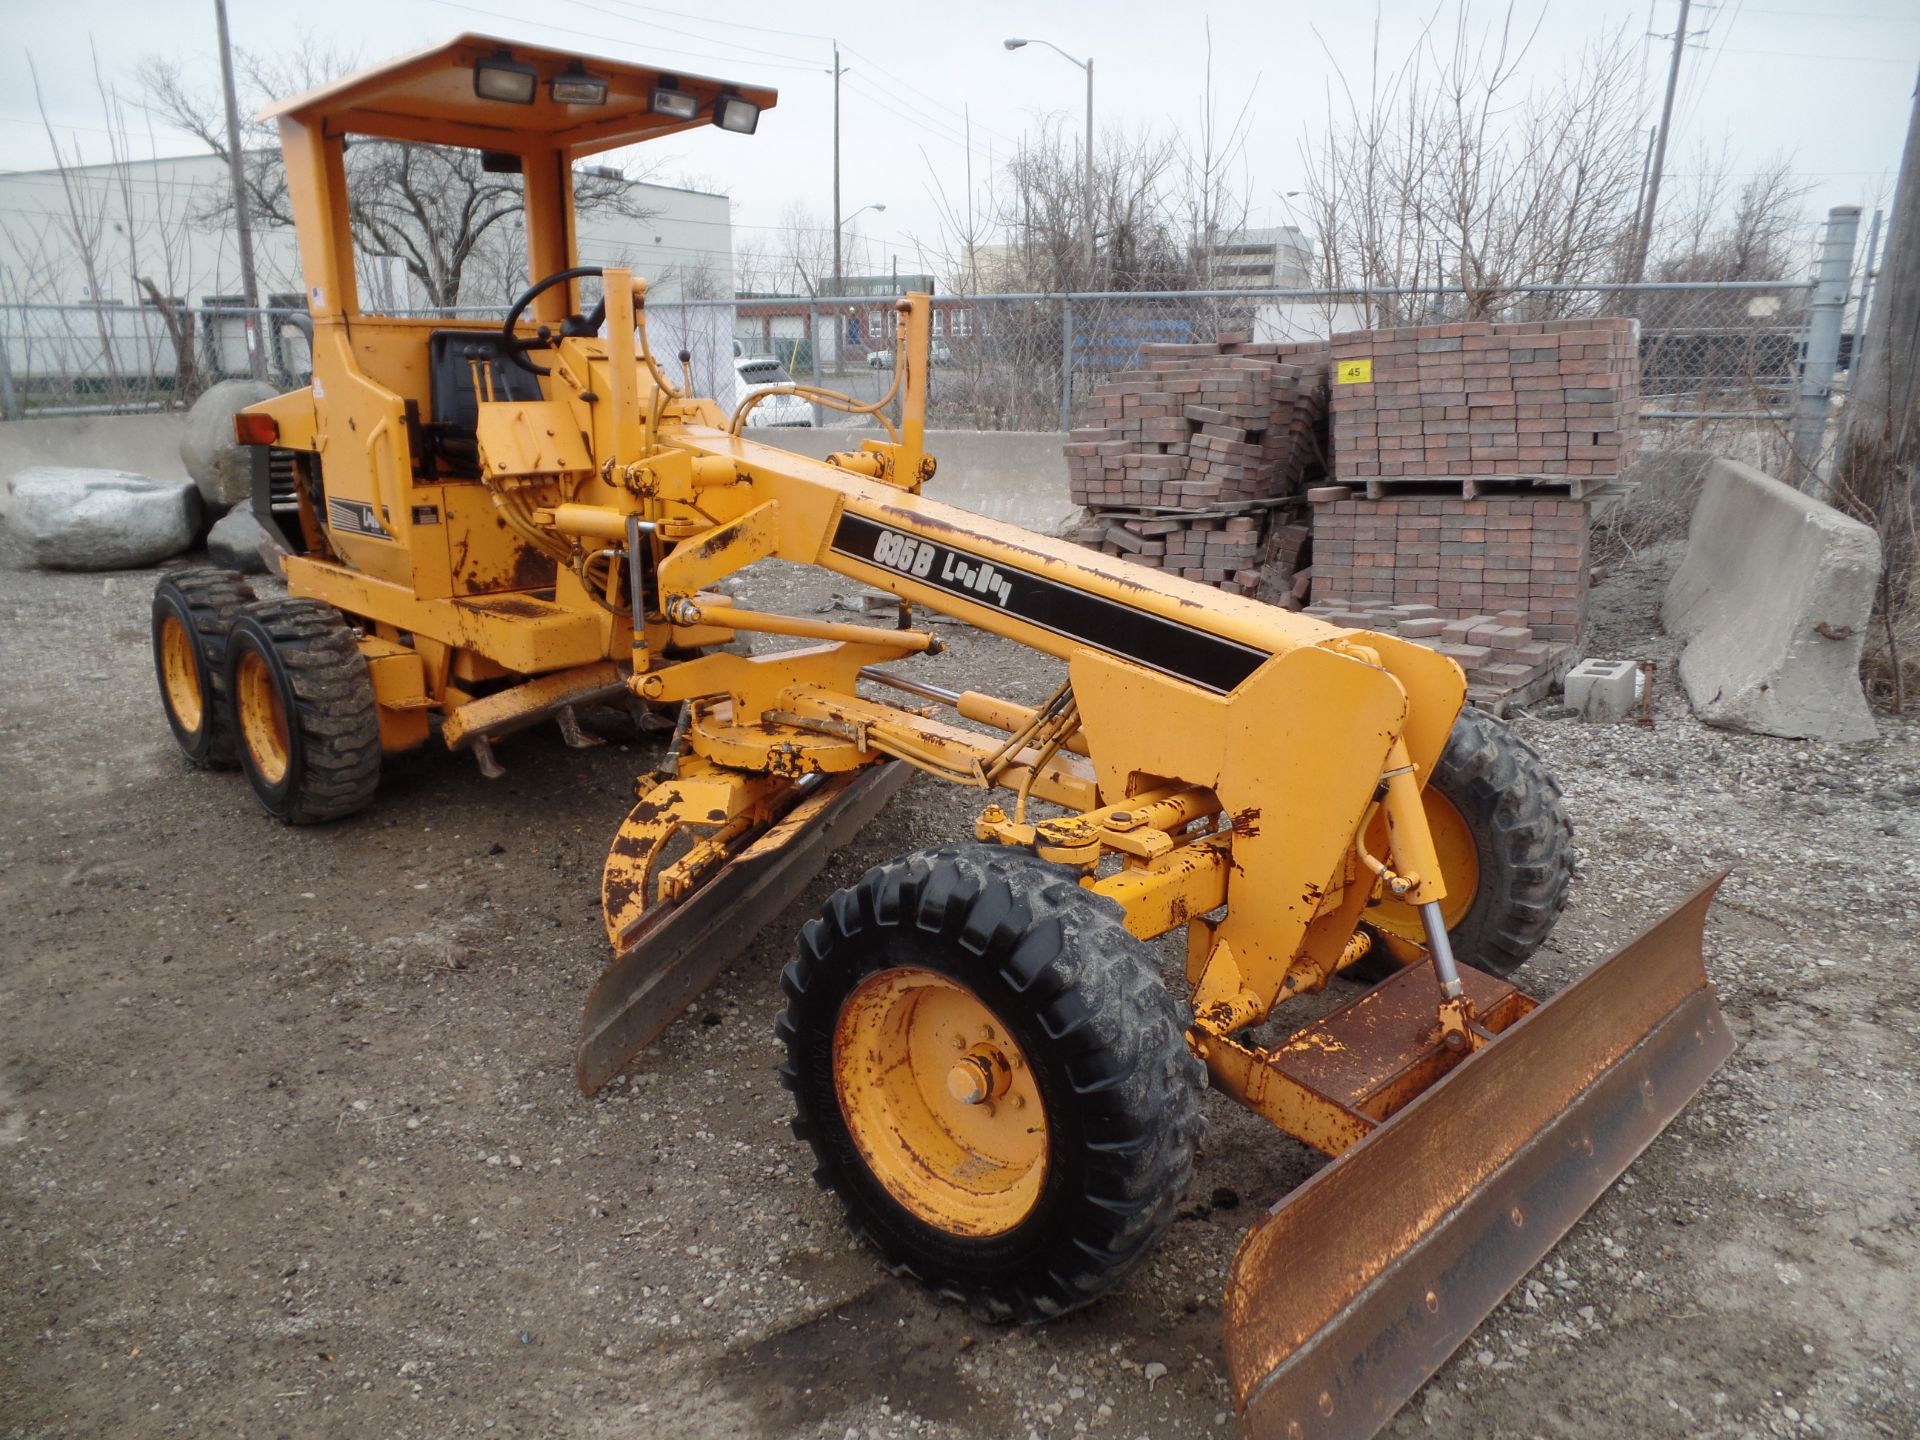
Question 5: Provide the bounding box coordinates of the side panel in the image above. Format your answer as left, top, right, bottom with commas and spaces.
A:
1073, 645, 1411, 991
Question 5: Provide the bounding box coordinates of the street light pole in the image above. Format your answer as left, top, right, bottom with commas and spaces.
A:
838, 201, 886, 361
1083, 56, 1094, 274
1004, 38, 1095, 274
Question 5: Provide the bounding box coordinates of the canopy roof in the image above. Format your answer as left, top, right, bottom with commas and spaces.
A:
261, 34, 778, 158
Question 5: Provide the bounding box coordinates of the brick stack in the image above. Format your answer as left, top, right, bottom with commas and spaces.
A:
1308, 495, 1589, 643
1329, 319, 1639, 486
1066, 335, 1330, 595
1301, 600, 1575, 709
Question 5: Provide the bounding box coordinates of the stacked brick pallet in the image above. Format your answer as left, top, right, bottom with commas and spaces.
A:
1329, 318, 1639, 491
1308, 494, 1589, 643
1066, 335, 1329, 595
1302, 600, 1575, 709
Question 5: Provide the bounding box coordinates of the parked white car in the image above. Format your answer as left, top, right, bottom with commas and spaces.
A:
734, 355, 814, 427
865, 341, 953, 367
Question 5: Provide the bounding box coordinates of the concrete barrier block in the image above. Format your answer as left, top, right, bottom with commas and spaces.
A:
4, 466, 200, 570
1662, 457, 1879, 743
1565, 658, 1638, 721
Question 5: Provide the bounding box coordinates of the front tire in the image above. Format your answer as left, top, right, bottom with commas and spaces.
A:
779, 844, 1205, 1323
1364, 706, 1574, 978
151, 567, 257, 769
223, 598, 380, 824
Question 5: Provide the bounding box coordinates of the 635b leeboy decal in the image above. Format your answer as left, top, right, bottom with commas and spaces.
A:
830, 512, 1270, 694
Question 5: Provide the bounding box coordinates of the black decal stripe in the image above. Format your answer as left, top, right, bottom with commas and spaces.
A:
831, 512, 1269, 694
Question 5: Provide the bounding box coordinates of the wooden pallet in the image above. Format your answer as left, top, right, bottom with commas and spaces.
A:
1354, 473, 1619, 501
1080, 494, 1307, 521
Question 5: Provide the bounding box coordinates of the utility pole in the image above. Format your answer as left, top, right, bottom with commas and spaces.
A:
214, 0, 266, 379
828, 41, 845, 371
830, 42, 845, 296
1834, 65, 1920, 673
1630, 0, 1690, 284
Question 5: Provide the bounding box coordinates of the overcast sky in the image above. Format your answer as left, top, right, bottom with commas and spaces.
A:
3, 0, 1915, 278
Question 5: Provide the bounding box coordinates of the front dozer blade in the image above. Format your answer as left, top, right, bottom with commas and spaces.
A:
1225, 873, 1733, 1440
575, 762, 911, 1094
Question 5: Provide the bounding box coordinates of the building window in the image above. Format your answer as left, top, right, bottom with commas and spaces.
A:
950, 308, 972, 339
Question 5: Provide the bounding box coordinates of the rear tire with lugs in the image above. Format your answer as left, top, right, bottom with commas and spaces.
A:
223, 597, 380, 825
779, 844, 1205, 1323
151, 566, 257, 769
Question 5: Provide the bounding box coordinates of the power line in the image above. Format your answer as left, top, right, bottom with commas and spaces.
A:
548, 0, 826, 69
416, 0, 820, 74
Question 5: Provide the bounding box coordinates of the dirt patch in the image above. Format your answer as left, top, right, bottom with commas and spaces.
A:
1, 547, 1916, 1440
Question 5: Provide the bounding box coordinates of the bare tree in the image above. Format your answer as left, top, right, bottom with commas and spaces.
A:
1649, 149, 1812, 283
1298, 3, 1646, 323
1180, 22, 1259, 288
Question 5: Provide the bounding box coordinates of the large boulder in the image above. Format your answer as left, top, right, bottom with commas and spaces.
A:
206, 504, 273, 575
180, 378, 278, 512
4, 466, 201, 571
1662, 457, 1880, 743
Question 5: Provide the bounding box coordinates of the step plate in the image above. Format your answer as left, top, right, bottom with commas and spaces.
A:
1268, 963, 1533, 1121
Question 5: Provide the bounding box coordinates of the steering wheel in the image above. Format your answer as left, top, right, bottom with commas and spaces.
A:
500, 265, 608, 374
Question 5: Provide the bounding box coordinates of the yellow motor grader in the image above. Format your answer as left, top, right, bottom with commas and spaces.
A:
147, 36, 1731, 1438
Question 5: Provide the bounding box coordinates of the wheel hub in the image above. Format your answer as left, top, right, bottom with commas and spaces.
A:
833, 967, 1047, 1237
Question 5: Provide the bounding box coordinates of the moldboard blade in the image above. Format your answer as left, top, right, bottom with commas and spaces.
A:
575, 762, 911, 1094
1226, 873, 1733, 1440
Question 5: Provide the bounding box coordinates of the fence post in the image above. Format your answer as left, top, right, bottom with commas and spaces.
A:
1790, 205, 1860, 492
1059, 296, 1075, 433
0, 312, 18, 421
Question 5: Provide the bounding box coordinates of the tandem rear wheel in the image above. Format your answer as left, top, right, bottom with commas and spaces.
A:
151, 566, 258, 769
223, 598, 382, 824
778, 844, 1206, 1323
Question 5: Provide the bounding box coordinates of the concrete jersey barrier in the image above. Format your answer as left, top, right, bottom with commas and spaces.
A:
1662, 456, 1880, 743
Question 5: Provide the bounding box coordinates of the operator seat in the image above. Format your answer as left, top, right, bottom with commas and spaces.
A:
426, 330, 545, 477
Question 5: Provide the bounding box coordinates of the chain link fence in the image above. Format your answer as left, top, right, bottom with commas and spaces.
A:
2, 280, 1824, 448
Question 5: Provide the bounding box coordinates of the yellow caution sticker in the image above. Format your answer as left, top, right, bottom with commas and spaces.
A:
1335, 358, 1373, 384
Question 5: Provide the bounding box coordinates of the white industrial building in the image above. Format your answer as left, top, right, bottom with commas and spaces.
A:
0, 151, 733, 312
1193, 226, 1313, 290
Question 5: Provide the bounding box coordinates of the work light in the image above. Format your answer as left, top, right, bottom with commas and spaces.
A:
649, 82, 699, 120
712, 93, 760, 135
549, 63, 608, 107
473, 52, 537, 105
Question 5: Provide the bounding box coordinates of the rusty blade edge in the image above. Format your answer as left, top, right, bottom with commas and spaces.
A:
574, 762, 910, 1094
1235, 984, 1734, 1439
1224, 872, 1728, 1385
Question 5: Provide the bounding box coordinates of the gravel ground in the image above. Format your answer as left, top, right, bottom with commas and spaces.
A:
2, 536, 1916, 1440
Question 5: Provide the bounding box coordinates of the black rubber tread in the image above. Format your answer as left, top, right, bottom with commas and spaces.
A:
1361, 706, 1574, 980
778, 844, 1206, 1324
223, 597, 381, 824
151, 566, 257, 769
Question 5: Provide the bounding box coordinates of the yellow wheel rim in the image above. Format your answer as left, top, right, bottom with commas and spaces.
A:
234, 649, 290, 785
833, 967, 1048, 1238
159, 614, 204, 734
1371, 787, 1480, 944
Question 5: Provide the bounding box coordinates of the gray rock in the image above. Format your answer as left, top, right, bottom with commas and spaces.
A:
206, 505, 272, 575
180, 378, 278, 512
4, 466, 201, 571
1662, 457, 1879, 743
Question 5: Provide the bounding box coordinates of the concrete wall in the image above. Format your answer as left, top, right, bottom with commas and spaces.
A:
755, 429, 1075, 535
1, 416, 1078, 537
1662, 456, 1880, 742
